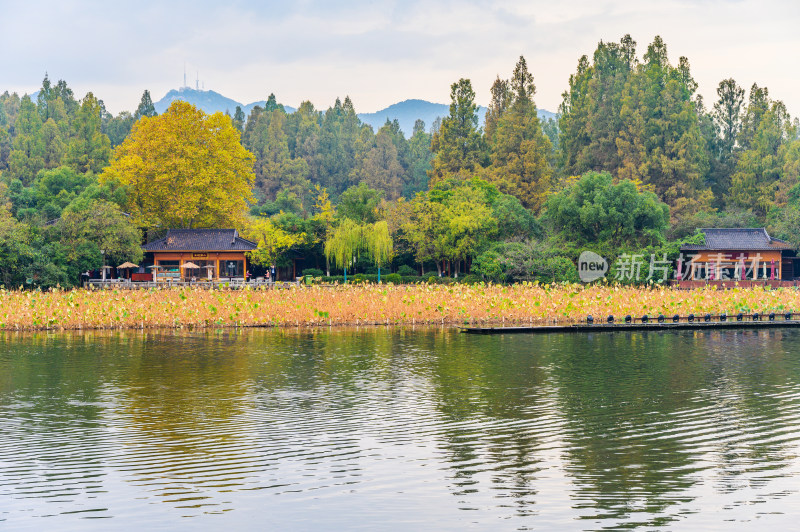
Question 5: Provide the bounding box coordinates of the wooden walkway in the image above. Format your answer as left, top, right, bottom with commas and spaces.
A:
462, 319, 800, 334
674, 280, 800, 289
85, 279, 301, 290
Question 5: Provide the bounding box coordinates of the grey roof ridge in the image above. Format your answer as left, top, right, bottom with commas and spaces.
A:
679, 226, 793, 251
142, 228, 256, 251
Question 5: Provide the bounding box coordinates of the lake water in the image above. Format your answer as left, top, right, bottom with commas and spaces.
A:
2, 327, 800, 530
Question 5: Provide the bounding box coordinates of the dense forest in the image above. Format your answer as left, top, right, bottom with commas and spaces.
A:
1, 34, 799, 288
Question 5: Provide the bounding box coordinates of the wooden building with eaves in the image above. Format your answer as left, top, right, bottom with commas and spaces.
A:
678, 228, 798, 285
141, 229, 257, 282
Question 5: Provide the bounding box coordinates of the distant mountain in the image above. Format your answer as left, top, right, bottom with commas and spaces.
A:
152, 88, 555, 137
538, 108, 558, 122
154, 88, 240, 115
356, 99, 479, 136
153, 87, 295, 117
358, 100, 556, 137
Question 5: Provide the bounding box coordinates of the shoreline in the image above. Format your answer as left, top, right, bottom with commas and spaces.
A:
1, 283, 799, 332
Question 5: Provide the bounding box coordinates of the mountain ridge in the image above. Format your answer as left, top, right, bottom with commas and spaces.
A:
153, 88, 557, 137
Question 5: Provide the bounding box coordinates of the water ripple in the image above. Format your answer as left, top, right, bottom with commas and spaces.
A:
2, 329, 800, 530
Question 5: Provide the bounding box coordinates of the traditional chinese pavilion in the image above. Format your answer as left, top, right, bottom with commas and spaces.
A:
678, 228, 798, 283
141, 229, 257, 282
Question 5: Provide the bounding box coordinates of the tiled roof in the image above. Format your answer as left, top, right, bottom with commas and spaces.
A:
680, 228, 793, 251
142, 229, 257, 252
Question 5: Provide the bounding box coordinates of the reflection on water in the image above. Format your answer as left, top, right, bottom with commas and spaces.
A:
2, 328, 800, 530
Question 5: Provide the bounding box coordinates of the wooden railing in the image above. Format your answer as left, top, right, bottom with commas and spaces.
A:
85, 279, 300, 289
673, 279, 800, 289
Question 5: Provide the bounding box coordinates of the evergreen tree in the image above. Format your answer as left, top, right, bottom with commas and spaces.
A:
8, 96, 45, 185
284, 100, 320, 159
0, 96, 7, 129
309, 96, 363, 196
615, 37, 710, 215
41, 119, 65, 169
0, 103, 8, 172
485, 56, 553, 211
706, 78, 745, 200
37, 73, 53, 121
241, 104, 264, 151
739, 84, 771, 150
714, 78, 745, 157
484, 76, 512, 145
52, 79, 78, 116
352, 128, 405, 200
104, 111, 135, 147
233, 105, 245, 132
254, 109, 311, 208
1, 91, 22, 127
405, 119, 433, 197
133, 90, 157, 121
559, 35, 637, 177
47, 97, 71, 140
0, 201, 33, 287
65, 93, 111, 174
378, 118, 410, 170
728, 87, 795, 217
541, 117, 559, 152
430, 116, 442, 136
264, 93, 285, 113
429, 78, 485, 183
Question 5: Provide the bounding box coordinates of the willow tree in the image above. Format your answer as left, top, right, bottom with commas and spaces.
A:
324, 218, 362, 282
364, 220, 393, 281
324, 218, 394, 282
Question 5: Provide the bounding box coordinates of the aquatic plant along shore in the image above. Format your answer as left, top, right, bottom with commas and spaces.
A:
2, 284, 800, 331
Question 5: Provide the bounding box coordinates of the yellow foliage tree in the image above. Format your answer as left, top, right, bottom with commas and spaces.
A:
244, 217, 304, 267
100, 101, 255, 230
311, 186, 336, 275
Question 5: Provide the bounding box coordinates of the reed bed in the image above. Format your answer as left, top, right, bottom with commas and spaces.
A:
0, 283, 799, 331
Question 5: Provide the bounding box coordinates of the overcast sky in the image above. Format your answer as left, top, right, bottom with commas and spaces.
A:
2, 0, 799, 116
